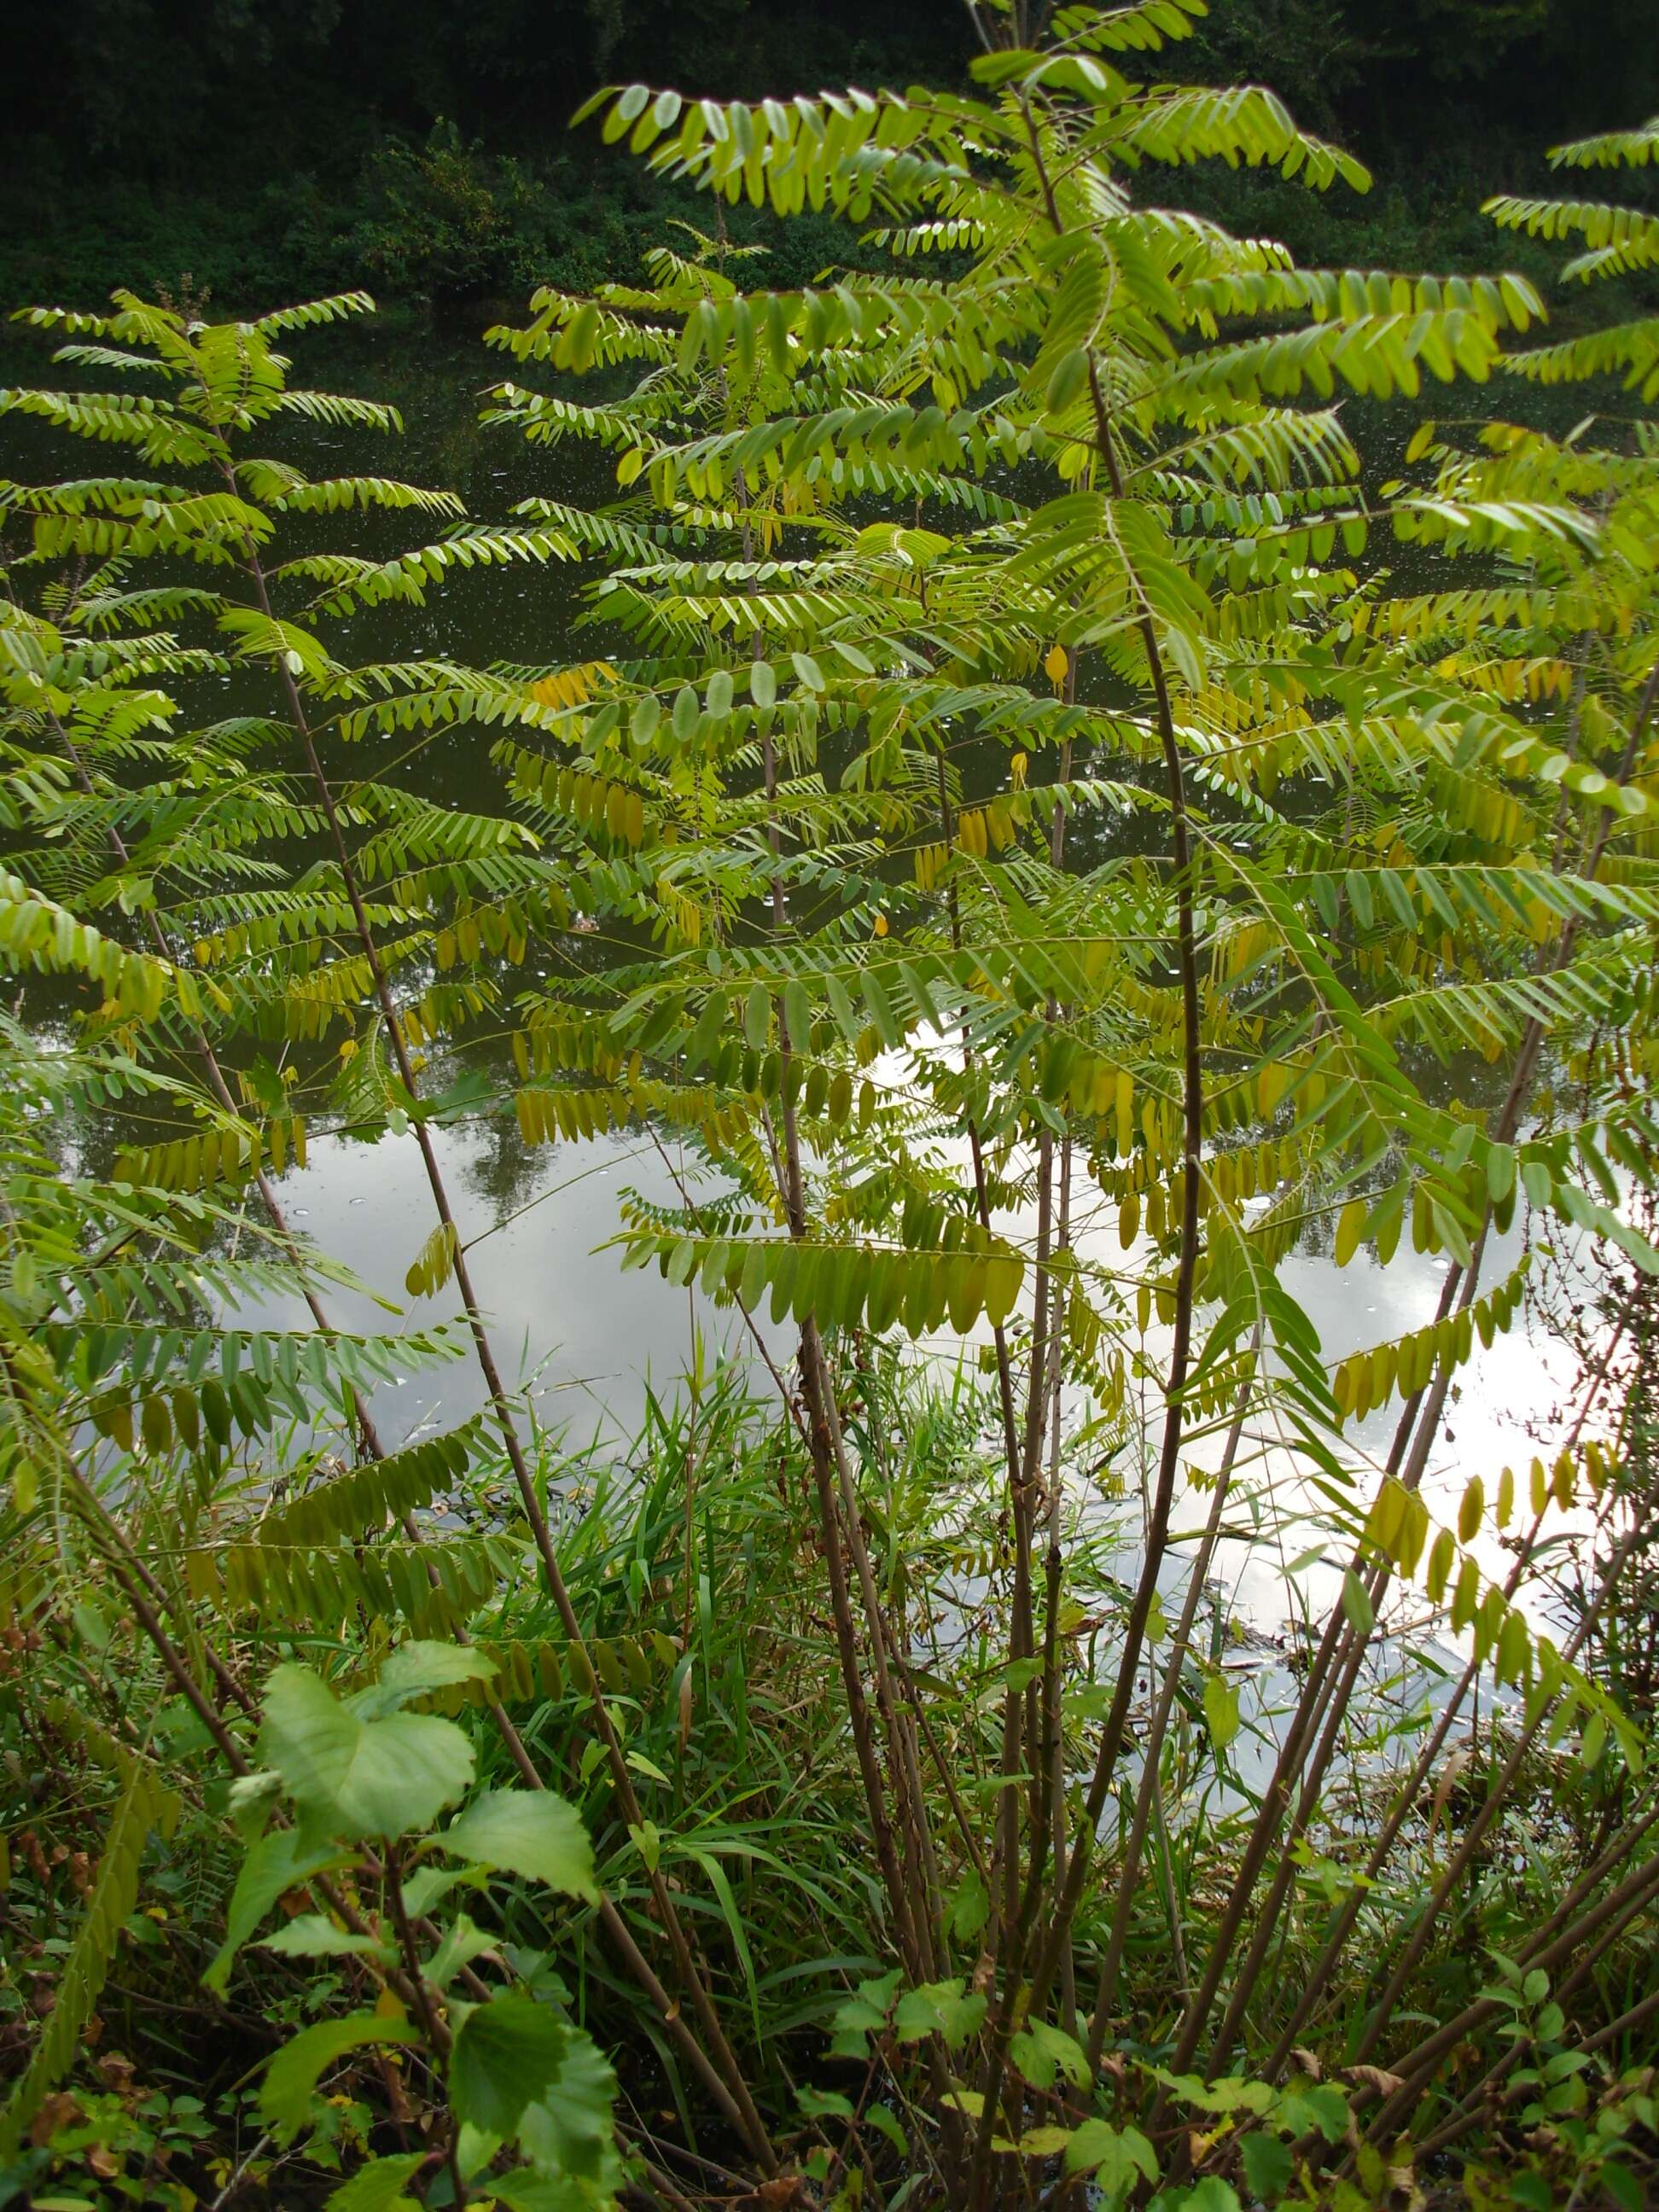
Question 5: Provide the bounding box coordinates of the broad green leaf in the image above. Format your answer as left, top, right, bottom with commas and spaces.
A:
515, 2025, 619, 2184
325, 2156, 426, 2212
1010, 2018, 1090, 2089
1334, 1198, 1365, 1268
1170, 2183, 1243, 2212
1203, 1673, 1242, 1753
261, 2011, 416, 2136
866, 2103, 909, 2157
1065, 2118, 1158, 2195
893, 1977, 987, 2050
348, 1640, 498, 1721
401, 1861, 489, 1918
1011, 2123, 1075, 2155
946, 1867, 989, 1941
1239, 2130, 1294, 2201
259, 1662, 474, 1839
798, 2087, 857, 2120
427, 1912, 500, 1991
1273, 2078, 1350, 2144
1341, 1569, 1375, 1637
205, 1829, 354, 1993
258, 1914, 393, 1963
450, 1993, 569, 2138
439, 1788, 599, 1902
1048, 346, 1090, 411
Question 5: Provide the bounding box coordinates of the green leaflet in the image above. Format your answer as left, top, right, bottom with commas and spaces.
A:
450, 1994, 572, 2137
261, 2011, 418, 2137
628, 1230, 1025, 1340
206, 1828, 359, 1993
258, 1662, 475, 1840
255, 1420, 484, 1547
439, 1788, 600, 1902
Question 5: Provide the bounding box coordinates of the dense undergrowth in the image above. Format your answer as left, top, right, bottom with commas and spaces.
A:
3, 3, 1659, 2206
6, 1353, 1657, 2211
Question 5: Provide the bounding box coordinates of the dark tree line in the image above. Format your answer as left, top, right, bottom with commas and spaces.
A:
3, 0, 1655, 307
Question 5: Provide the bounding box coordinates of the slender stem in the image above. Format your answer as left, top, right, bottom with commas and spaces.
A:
1147, 325, 1659, 2116
1087, 1337, 1255, 2056
932, 741, 1034, 1973
1262, 1338, 1634, 2075
1019, 109, 1208, 2033
384, 1842, 466, 2208
1364, 1839, 1659, 2151
1350, 1515, 1645, 2070
973, 108, 1209, 2201
741, 447, 935, 1981
234, 524, 775, 2175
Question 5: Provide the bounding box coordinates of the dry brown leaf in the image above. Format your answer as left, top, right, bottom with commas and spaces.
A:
1347, 2064, 1406, 2097
28, 2091, 83, 2146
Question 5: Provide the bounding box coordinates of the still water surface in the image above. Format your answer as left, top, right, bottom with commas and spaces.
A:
5, 313, 1605, 1659
247, 327, 1597, 1470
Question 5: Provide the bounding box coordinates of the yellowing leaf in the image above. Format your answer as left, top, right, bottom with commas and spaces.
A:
1334, 1198, 1365, 1268
1496, 1465, 1515, 1529
1203, 1672, 1241, 1751
1458, 1477, 1484, 1544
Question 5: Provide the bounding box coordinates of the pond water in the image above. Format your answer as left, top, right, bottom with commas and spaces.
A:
3, 311, 1613, 1652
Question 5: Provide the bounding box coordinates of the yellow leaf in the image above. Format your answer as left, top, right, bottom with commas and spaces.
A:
1495, 1465, 1514, 1529
1335, 1198, 1365, 1268
873, 912, 889, 938
1043, 643, 1068, 688
1367, 1477, 1406, 1559
1016, 2127, 1074, 2157
1458, 1477, 1483, 1545
1115, 1068, 1134, 1155
1451, 1555, 1480, 1633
